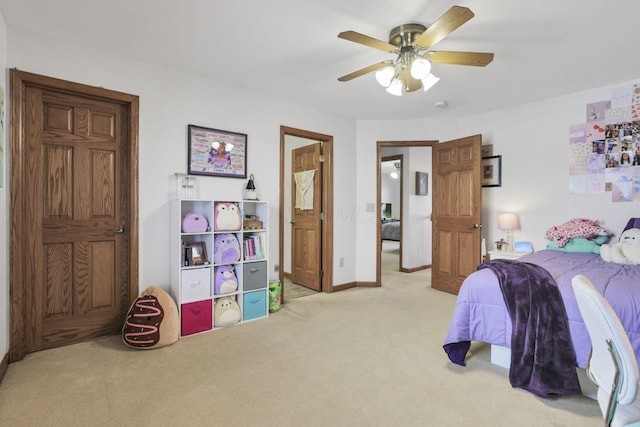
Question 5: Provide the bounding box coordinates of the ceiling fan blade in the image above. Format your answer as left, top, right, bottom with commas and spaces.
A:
428, 51, 494, 67
414, 6, 474, 49
337, 61, 392, 82
402, 68, 422, 92
338, 31, 398, 53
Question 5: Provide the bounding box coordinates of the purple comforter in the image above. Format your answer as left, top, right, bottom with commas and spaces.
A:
445, 259, 581, 397
443, 250, 640, 371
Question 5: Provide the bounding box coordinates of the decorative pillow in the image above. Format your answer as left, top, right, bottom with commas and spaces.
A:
214, 233, 241, 264
546, 236, 608, 254
214, 265, 238, 295
214, 296, 241, 327
122, 286, 179, 349
214, 202, 241, 231
545, 218, 610, 248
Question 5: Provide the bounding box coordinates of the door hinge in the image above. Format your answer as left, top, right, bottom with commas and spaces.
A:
319, 212, 325, 220
319, 270, 324, 278
319, 155, 324, 162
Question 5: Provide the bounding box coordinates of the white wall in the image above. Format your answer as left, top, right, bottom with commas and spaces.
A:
3, 22, 640, 359
458, 83, 640, 252
356, 81, 640, 281
0, 26, 357, 355
355, 119, 459, 281
405, 146, 432, 267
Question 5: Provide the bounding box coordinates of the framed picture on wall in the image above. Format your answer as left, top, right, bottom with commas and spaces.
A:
187, 124, 247, 178
415, 171, 428, 195
482, 155, 502, 187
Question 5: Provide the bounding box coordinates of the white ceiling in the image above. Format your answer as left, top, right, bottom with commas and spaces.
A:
1, 0, 638, 121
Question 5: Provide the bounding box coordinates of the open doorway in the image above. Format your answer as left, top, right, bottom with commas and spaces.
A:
380, 156, 403, 272
376, 141, 436, 285
279, 126, 334, 302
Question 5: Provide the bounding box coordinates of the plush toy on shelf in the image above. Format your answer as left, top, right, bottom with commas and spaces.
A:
213, 233, 241, 264
214, 265, 238, 295
214, 296, 241, 327
600, 228, 640, 265
214, 202, 241, 231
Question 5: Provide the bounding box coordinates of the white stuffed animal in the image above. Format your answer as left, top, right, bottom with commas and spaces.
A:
600, 228, 640, 265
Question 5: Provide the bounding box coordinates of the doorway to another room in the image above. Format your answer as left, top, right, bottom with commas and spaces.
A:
279, 126, 334, 301
377, 141, 435, 286
380, 156, 403, 272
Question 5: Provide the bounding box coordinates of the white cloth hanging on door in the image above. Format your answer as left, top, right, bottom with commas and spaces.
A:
294, 170, 316, 210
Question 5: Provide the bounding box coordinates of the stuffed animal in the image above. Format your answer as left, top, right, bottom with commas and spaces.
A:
214, 202, 241, 231
214, 233, 241, 264
545, 218, 610, 248
600, 228, 640, 265
122, 286, 179, 349
214, 265, 238, 295
214, 296, 241, 327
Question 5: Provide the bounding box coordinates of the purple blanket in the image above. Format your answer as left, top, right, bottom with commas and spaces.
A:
444, 259, 582, 398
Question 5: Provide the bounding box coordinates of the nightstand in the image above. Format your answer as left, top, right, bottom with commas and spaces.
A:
488, 250, 531, 261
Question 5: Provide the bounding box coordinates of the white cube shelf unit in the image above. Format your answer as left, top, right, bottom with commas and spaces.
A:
170, 199, 269, 337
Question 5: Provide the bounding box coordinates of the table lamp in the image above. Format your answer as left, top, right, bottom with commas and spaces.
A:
498, 213, 520, 251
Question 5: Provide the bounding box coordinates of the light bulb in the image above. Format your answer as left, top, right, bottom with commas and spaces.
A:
421, 73, 440, 92
375, 66, 394, 87
410, 58, 431, 80
385, 77, 403, 96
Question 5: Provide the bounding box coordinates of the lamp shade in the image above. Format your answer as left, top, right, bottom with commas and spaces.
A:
375, 66, 394, 87
385, 77, 403, 96
410, 58, 431, 80
421, 73, 440, 92
246, 174, 256, 190
497, 213, 519, 230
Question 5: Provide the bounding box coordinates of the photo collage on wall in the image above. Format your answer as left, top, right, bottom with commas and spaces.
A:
569, 84, 640, 202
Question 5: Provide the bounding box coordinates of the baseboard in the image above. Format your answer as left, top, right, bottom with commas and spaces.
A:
332, 282, 356, 292
0, 353, 8, 385
355, 281, 378, 288
400, 264, 431, 273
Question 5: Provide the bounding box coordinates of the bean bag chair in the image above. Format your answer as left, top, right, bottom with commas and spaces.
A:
122, 286, 179, 349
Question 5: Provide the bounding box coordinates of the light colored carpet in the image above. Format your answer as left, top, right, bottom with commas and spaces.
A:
0, 261, 602, 426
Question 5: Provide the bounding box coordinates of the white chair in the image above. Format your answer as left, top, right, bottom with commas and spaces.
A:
571, 274, 640, 427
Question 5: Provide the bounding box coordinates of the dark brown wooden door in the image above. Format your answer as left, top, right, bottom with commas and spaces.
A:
290, 143, 322, 291
432, 135, 482, 295
10, 70, 138, 359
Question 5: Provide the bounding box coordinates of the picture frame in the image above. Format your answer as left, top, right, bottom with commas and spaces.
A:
482, 155, 502, 187
187, 124, 247, 178
184, 241, 209, 266
415, 171, 428, 195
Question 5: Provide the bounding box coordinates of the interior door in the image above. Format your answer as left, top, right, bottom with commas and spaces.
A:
432, 135, 482, 295
10, 70, 138, 359
290, 143, 322, 291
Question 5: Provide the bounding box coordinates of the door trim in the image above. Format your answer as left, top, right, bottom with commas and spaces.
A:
376, 140, 437, 286
9, 69, 139, 362
279, 126, 333, 300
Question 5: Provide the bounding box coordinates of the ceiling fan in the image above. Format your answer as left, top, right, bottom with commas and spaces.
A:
337, 5, 494, 96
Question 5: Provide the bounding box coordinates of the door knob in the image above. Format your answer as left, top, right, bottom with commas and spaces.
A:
114, 225, 125, 233
467, 224, 482, 229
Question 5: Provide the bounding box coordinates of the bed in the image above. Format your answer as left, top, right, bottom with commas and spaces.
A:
443, 249, 640, 373
381, 219, 400, 241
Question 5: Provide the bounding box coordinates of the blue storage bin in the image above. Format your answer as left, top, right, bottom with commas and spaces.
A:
243, 290, 267, 321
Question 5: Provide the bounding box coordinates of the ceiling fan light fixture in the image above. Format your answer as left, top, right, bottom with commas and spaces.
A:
421, 73, 440, 92
385, 77, 403, 96
410, 58, 431, 80
375, 65, 395, 87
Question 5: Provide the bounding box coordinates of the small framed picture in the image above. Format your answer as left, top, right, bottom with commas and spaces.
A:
184, 241, 209, 266
482, 155, 502, 187
415, 171, 428, 195
187, 124, 247, 178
